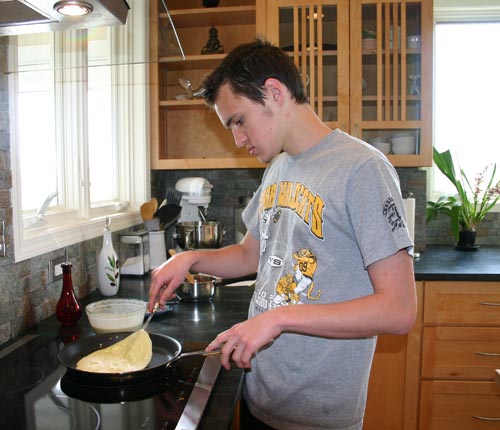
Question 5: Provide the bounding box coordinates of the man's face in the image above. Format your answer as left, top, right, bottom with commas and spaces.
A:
214, 84, 282, 164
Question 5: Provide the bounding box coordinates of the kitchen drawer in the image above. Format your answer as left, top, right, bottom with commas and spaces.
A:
424, 281, 500, 325
422, 326, 500, 380
420, 380, 500, 430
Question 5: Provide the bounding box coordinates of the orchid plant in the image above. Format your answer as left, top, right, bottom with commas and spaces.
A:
426, 147, 500, 241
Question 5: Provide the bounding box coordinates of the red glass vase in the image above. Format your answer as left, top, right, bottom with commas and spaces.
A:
56, 262, 82, 326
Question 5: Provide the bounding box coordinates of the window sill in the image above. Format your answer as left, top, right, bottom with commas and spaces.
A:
14, 211, 143, 262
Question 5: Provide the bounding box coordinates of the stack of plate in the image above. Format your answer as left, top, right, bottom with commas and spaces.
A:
369, 137, 391, 155
391, 132, 416, 154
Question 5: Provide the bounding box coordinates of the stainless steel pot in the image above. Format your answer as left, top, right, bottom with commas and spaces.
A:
177, 274, 216, 302
175, 221, 223, 249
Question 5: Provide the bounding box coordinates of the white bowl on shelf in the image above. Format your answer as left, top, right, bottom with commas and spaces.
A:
369, 137, 391, 155
391, 133, 416, 155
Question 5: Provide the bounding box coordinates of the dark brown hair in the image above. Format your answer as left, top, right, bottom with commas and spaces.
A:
203, 39, 307, 107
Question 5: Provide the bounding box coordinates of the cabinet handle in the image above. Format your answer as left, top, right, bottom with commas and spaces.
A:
475, 351, 500, 356
479, 302, 500, 306
473, 416, 500, 421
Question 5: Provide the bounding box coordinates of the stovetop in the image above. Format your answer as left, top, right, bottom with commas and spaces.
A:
0, 334, 221, 430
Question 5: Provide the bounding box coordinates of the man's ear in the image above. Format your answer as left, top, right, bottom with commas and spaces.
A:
264, 78, 284, 104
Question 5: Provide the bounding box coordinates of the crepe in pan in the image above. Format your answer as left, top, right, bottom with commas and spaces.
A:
76, 329, 153, 373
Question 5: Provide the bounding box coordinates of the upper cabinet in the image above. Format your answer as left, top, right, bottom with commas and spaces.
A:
150, 0, 433, 169
265, 0, 432, 167
149, 0, 266, 169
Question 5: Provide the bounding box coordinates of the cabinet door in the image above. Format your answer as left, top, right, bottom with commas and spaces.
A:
265, 0, 350, 131
350, 0, 433, 167
150, 0, 265, 169
420, 380, 500, 430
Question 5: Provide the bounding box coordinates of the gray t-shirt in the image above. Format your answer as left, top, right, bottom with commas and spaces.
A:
242, 129, 413, 430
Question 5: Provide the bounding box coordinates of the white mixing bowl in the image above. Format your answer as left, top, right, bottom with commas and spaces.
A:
85, 298, 146, 333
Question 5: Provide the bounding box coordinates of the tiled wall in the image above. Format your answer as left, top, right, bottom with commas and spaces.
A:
151, 167, 430, 251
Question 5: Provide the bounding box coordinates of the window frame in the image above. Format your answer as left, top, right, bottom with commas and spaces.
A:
429, 1, 500, 211
9, 1, 150, 262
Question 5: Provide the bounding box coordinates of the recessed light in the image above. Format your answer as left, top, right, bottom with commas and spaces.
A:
54, 1, 94, 17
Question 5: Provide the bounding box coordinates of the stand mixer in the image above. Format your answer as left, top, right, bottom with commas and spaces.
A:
175, 177, 213, 222
173, 178, 224, 250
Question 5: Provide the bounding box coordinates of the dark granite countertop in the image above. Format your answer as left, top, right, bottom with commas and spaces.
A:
2, 246, 499, 429
414, 245, 500, 281
24, 277, 255, 430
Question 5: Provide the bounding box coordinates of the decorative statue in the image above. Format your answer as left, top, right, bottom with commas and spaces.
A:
202, 0, 220, 6
201, 26, 224, 55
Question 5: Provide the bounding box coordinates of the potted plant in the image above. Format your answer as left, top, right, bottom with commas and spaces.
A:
426, 147, 500, 250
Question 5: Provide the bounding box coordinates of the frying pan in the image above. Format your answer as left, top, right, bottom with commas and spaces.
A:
59, 332, 183, 385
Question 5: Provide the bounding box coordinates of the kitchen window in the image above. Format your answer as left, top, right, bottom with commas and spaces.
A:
430, 1, 500, 207
9, 1, 150, 262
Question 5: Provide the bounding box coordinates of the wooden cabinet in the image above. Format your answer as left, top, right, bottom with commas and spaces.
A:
363, 281, 422, 430
150, 0, 432, 169
149, 0, 266, 169
265, 0, 433, 167
420, 281, 500, 429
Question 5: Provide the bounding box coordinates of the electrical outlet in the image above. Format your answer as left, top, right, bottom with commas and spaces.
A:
49, 256, 65, 283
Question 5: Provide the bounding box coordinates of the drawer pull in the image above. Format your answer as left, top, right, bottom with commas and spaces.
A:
473, 416, 500, 421
475, 351, 500, 356
479, 302, 500, 306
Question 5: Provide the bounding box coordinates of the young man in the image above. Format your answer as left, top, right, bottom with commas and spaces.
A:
148, 40, 416, 430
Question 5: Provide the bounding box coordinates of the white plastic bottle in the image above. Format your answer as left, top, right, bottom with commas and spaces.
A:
97, 217, 120, 296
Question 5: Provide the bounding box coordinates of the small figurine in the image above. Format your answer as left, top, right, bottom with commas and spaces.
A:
203, 0, 220, 6
201, 26, 224, 55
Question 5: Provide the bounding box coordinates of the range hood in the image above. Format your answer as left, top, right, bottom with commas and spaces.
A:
0, 0, 130, 36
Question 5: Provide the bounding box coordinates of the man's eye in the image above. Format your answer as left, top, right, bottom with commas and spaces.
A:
235, 117, 244, 127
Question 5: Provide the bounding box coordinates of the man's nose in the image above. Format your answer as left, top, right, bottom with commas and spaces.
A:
232, 128, 247, 148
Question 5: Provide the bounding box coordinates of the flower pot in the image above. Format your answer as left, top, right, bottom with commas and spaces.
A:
455, 230, 479, 251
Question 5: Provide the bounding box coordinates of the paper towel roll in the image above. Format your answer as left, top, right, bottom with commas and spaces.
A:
403, 198, 415, 242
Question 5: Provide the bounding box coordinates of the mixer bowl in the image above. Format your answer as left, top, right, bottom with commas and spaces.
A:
175, 221, 224, 249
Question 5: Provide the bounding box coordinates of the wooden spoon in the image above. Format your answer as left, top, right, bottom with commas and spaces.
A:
140, 198, 157, 221
168, 249, 196, 284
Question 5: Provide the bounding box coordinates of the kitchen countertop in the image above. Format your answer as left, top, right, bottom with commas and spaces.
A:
2, 245, 499, 429
413, 245, 500, 281
24, 277, 255, 430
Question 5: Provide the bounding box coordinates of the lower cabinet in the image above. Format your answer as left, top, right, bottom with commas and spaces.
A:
420, 380, 500, 430
363, 281, 423, 430
364, 280, 500, 430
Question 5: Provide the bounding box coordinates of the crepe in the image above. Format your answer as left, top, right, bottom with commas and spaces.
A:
77, 329, 153, 373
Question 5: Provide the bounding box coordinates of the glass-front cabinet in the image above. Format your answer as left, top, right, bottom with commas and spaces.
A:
265, 0, 432, 167
150, 0, 432, 169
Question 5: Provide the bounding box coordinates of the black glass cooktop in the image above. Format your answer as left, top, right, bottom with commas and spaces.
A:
0, 334, 220, 430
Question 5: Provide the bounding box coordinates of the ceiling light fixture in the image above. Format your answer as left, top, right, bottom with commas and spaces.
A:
54, 1, 94, 17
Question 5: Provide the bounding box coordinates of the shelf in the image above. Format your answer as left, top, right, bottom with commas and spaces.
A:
161, 6, 256, 27
160, 99, 206, 110
151, 156, 265, 170
159, 54, 226, 70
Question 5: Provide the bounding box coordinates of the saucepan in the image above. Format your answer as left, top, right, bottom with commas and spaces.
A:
175, 221, 224, 249
58, 332, 220, 385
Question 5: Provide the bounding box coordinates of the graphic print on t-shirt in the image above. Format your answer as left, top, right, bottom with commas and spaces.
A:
255, 180, 325, 309
273, 248, 322, 305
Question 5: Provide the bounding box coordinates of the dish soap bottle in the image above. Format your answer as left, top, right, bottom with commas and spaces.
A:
97, 217, 120, 296
56, 251, 82, 326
